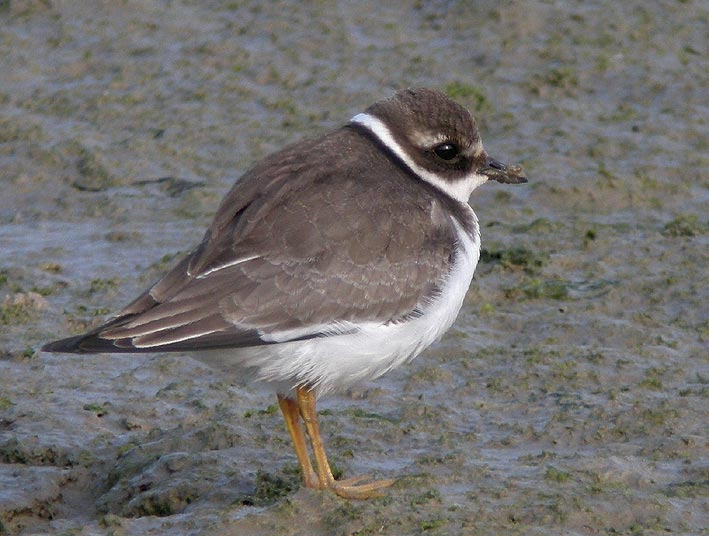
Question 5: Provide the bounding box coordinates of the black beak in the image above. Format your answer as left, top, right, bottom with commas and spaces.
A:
479, 157, 528, 184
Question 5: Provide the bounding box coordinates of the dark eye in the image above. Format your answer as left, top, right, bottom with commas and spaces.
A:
433, 142, 459, 161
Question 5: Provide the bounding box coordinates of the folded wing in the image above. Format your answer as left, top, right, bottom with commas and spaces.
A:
42, 128, 457, 354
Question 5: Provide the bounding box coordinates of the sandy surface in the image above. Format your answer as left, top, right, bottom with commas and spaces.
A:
1, 1, 707, 535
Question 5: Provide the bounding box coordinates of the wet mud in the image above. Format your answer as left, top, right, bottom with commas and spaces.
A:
1, 1, 707, 535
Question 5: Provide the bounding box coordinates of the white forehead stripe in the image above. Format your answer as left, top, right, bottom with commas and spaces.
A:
472, 139, 485, 157
350, 112, 488, 203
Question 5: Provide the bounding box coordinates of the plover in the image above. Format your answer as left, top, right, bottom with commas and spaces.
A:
43, 88, 527, 499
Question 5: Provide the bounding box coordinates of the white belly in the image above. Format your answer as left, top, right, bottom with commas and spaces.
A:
197, 208, 480, 395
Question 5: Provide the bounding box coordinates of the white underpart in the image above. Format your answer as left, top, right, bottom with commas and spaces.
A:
350, 112, 489, 203
197, 211, 481, 395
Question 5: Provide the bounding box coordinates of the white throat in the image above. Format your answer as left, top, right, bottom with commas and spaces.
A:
350, 112, 489, 203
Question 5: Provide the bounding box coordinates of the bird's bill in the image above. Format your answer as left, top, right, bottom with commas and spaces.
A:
479, 156, 528, 184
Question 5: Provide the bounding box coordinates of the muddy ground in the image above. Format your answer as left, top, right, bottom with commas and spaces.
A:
0, 1, 707, 535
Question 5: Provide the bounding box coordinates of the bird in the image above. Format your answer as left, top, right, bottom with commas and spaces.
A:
43, 88, 527, 499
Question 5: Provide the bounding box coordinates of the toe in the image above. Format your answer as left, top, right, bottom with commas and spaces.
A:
330, 476, 396, 500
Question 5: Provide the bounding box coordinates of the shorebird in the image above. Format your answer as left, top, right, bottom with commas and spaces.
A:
43, 88, 527, 499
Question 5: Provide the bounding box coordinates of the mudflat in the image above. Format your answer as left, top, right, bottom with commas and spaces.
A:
1, 2, 706, 535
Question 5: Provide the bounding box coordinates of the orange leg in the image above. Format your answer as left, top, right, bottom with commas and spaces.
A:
295, 386, 395, 499
277, 394, 319, 489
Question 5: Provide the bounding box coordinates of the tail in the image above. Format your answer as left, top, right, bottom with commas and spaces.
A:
41, 322, 160, 354
41, 335, 87, 353
41, 333, 127, 353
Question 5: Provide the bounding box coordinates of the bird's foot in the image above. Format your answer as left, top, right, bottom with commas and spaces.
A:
327, 474, 396, 499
